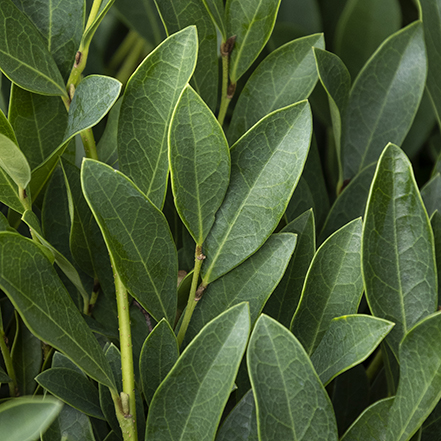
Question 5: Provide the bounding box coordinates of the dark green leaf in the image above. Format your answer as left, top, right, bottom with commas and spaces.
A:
201, 0, 226, 39
0, 211, 13, 232
276, 0, 322, 35
169, 85, 230, 244
202, 100, 312, 284
97, 98, 121, 166
284, 177, 315, 223
0, 133, 31, 188
291, 218, 363, 355
422, 400, 441, 441
248, 314, 338, 441
422, 173, 441, 217
81, 159, 178, 324
52, 351, 84, 374
139, 319, 179, 405
0, 365, 11, 382
145, 303, 250, 441
228, 33, 324, 144
362, 143, 437, 357
431, 210, 441, 307
118, 26, 197, 208
0, 168, 24, 212
0, 106, 17, 142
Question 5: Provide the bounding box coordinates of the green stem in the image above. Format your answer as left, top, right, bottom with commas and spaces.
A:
115, 37, 148, 84
85, 0, 103, 32
366, 348, 383, 382
217, 54, 231, 127
176, 245, 206, 347
18, 186, 31, 211
113, 261, 138, 441
0, 327, 17, 397
80, 128, 99, 160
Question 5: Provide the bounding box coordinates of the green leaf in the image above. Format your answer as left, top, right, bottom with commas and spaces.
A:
284, 177, 315, 223
153, 2, 218, 110
81, 0, 115, 51
386, 311, 441, 441
8, 85, 68, 170
52, 351, 84, 374
184, 233, 296, 344
431, 210, 441, 307
0, 168, 23, 213
362, 143, 437, 358
0, 365, 11, 382
36, 367, 104, 420
118, 26, 197, 208
334, 0, 401, 78
216, 389, 258, 441
422, 173, 441, 218
0, 107, 17, 143
139, 319, 179, 406
263, 210, 315, 328
422, 400, 441, 441
226, 0, 282, 83
0, 211, 13, 232
201, 0, 226, 39
228, 33, 324, 144
169, 85, 230, 245
202, 100, 312, 284
0, 133, 31, 189
0, 232, 116, 391
0, 396, 63, 441
310, 314, 394, 386
145, 303, 250, 441
97, 98, 121, 166
341, 21, 427, 180
81, 159, 178, 324
0, 0, 67, 96
63, 75, 122, 144
291, 218, 363, 355
276, 0, 322, 35
248, 314, 338, 441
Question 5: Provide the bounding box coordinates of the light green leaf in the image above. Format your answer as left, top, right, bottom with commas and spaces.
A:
431, 210, 441, 307
341, 21, 427, 180
154, 2, 218, 110
228, 33, 324, 144
422, 173, 441, 217
291, 218, 363, 355
263, 210, 315, 328
81, 0, 115, 51
311, 314, 394, 386
139, 319, 179, 406
36, 367, 104, 420
386, 311, 441, 441
216, 389, 258, 441
63, 75, 122, 145
81, 159, 178, 324
0, 107, 17, 143
226, 0, 282, 83
0, 133, 30, 189
184, 233, 296, 344
248, 314, 338, 441
0, 396, 63, 441
0, 0, 67, 96
118, 26, 197, 208
201, 0, 226, 39
202, 100, 312, 284
0, 232, 116, 391
169, 85, 230, 245
362, 143, 437, 357
145, 303, 250, 441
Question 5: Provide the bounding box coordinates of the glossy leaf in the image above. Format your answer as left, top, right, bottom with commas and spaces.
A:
263, 210, 315, 328
0, 396, 63, 441
248, 314, 338, 441
63, 76, 121, 145
118, 26, 197, 208
0, 232, 116, 391
362, 144, 437, 357
154, 1, 218, 110
184, 233, 296, 344
291, 218, 363, 355
216, 389, 258, 441
386, 312, 441, 441
81, 159, 178, 324
0, 133, 30, 189
36, 367, 104, 420
139, 319, 179, 405
202, 100, 312, 284
228, 33, 324, 144
311, 314, 394, 386
169, 85, 230, 245
341, 22, 427, 180
145, 303, 250, 441
422, 173, 441, 217
0, 0, 67, 96
201, 0, 226, 39
226, 0, 282, 83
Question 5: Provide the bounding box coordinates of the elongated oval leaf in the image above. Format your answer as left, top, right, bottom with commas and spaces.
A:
0, 0, 67, 96
0, 168, 24, 212
145, 303, 250, 441
228, 33, 324, 144
36, 367, 104, 420
81, 159, 178, 324
202, 100, 312, 284
0, 106, 17, 142
118, 26, 197, 208
0, 133, 30, 188
311, 314, 394, 386
0, 396, 63, 441
248, 314, 338, 441
422, 173, 441, 217
226, 0, 282, 83
362, 143, 437, 357
0, 232, 116, 391
201, 0, 226, 39
291, 218, 363, 355
341, 21, 427, 179
169, 85, 230, 245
